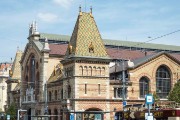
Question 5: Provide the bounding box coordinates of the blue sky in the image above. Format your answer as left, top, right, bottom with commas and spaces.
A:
0, 0, 180, 62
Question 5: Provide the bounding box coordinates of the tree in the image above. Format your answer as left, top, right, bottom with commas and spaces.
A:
152, 92, 160, 109
6, 102, 17, 120
168, 80, 180, 103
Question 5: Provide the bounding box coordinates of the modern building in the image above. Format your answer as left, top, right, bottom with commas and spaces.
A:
19, 8, 180, 120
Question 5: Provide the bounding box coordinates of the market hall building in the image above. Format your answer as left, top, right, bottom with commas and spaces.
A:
17, 8, 180, 120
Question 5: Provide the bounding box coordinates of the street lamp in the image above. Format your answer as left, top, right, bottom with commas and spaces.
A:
115, 59, 134, 111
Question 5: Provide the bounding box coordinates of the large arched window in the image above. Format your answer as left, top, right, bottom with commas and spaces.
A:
156, 66, 171, 99
30, 55, 36, 88
139, 77, 149, 98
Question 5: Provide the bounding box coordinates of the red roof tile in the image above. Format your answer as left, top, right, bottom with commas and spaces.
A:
106, 48, 155, 60
48, 44, 180, 62
49, 44, 67, 56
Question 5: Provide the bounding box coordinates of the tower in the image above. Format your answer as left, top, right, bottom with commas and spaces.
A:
61, 8, 111, 119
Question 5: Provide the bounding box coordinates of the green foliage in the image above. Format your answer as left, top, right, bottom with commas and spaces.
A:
168, 80, 180, 103
153, 92, 159, 102
6, 102, 17, 120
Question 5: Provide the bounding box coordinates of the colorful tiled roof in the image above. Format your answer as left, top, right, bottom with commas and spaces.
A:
65, 12, 109, 58
11, 50, 23, 80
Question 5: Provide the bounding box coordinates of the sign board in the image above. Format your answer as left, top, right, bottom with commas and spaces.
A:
145, 113, 153, 120
7, 115, 10, 120
70, 113, 74, 120
76, 113, 82, 120
123, 101, 127, 106
95, 114, 101, 120
147, 116, 154, 120
145, 94, 153, 104
114, 115, 117, 120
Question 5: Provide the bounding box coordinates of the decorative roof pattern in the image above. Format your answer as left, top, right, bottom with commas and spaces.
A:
11, 50, 23, 80
65, 12, 109, 58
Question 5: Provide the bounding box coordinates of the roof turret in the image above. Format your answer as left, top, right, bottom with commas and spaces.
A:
65, 9, 109, 59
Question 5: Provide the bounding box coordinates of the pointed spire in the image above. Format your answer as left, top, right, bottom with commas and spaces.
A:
29, 21, 39, 37
17, 46, 19, 51
79, 5, 82, 16
65, 10, 109, 59
90, 6, 92, 14
79, 5, 81, 12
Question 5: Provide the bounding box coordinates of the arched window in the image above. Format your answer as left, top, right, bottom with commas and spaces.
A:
54, 109, 58, 120
54, 90, 57, 100
88, 66, 92, 76
30, 55, 36, 88
156, 66, 171, 99
101, 67, 105, 76
68, 85, 71, 98
97, 67, 101, 76
79, 66, 83, 76
61, 89, 63, 99
35, 72, 39, 100
48, 109, 51, 120
139, 77, 149, 98
93, 66, 96, 76
49, 91, 52, 101
84, 66, 88, 76
60, 109, 63, 120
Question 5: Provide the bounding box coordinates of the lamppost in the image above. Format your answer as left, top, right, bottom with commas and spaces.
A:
114, 59, 134, 112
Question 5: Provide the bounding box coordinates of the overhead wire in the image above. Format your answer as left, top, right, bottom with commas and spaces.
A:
111, 29, 180, 60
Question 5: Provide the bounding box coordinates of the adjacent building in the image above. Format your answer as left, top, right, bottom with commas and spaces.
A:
6, 50, 23, 111
0, 62, 12, 112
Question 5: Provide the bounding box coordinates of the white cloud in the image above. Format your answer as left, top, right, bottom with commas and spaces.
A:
52, 0, 73, 9
37, 12, 58, 22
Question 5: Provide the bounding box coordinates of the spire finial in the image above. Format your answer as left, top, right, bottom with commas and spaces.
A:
90, 6, 92, 14
79, 5, 81, 12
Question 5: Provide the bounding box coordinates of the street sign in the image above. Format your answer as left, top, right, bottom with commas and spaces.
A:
7, 115, 10, 120
70, 113, 74, 120
123, 101, 127, 106
145, 113, 153, 120
145, 94, 153, 104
